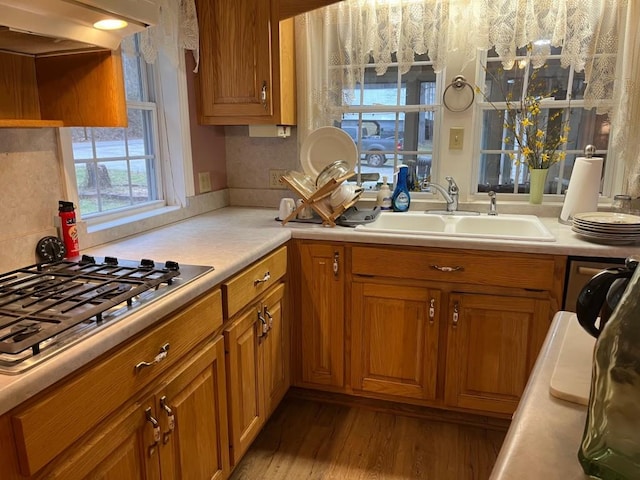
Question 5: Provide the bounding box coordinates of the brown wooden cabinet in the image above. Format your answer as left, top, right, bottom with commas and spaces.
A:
348, 244, 565, 416
295, 242, 345, 389
0, 49, 127, 128
222, 246, 289, 466
351, 281, 440, 401
224, 282, 288, 466
195, 0, 295, 125
443, 292, 551, 415
0, 289, 228, 480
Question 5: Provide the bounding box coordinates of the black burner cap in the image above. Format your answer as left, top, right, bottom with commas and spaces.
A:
140, 258, 156, 269
165, 260, 180, 271
104, 256, 119, 265
80, 255, 96, 264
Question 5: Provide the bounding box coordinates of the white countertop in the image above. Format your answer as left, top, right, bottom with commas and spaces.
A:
0, 206, 637, 416
490, 311, 592, 480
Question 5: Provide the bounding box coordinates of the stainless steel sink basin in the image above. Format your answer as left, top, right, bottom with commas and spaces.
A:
355, 212, 555, 242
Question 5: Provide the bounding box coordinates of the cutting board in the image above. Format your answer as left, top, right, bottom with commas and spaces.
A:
549, 318, 596, 405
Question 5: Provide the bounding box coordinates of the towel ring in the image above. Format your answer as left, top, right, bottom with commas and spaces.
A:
443, 75, 475, 112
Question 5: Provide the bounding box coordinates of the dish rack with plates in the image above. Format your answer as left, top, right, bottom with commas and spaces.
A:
280, 172, 359, 226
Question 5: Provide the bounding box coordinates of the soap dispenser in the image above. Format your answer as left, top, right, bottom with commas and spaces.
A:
391, 165, 411, 212
377, 176, 392, 210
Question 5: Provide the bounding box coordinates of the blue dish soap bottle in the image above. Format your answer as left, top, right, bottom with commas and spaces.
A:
392, 165, 411, 212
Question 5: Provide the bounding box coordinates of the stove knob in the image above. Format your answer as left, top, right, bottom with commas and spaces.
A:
140, 258, 156, 269
104, 256, 119, 265
80, 255, 96, 264
164, 261, 180, 271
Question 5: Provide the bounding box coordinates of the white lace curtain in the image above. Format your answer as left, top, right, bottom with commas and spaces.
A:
122, 0, 200, 70
296, 0, 627, 138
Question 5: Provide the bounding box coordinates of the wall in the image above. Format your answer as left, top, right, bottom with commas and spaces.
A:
0, 128, 64, 271
225, 126, 299, 208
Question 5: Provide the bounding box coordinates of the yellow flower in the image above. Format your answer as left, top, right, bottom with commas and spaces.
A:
536, 129, 544, 138
541, 153, 549, 162
559, 136, 568, 144
521, 118, 533, 127
522, 146, 533, 156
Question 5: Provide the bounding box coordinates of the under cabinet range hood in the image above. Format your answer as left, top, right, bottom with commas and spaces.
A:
0, 0, 159, 55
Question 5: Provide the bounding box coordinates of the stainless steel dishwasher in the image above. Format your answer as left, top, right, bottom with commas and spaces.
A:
563, 257, 626, 312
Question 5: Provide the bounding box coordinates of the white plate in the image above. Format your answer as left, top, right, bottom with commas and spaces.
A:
300, 127, 357, 178
573, 211, 640, 225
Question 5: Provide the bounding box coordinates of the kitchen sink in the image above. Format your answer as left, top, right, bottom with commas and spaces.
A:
355, 212, 556, 242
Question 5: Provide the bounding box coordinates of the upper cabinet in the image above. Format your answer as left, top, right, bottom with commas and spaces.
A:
195, 0, 296, 125
0, 49, 127, 128
277, 0, 343, 20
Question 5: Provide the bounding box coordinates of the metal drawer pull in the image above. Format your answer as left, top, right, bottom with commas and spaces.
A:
429, 298, 436, 323
333, 252, 340, 277
145, 407, 161, 457
264, 306, 273, 329
452, 301, 459, 328
135, 343, 170, 373
160, 396, 175, 444
258, 310, 269, 337
254, 271, 271, 286
431, 264, 464, 273
261, 81, 268, 109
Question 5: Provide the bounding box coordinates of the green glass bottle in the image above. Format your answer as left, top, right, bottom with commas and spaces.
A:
578, 265, 640, 479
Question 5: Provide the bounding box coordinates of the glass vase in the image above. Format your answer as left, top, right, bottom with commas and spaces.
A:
528, 168, 548, 204
578, 266, 640, 479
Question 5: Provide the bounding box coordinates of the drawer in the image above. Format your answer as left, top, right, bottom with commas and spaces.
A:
223, 246, 287, 318
11, 289, 222, 476
352, 246, 559, 291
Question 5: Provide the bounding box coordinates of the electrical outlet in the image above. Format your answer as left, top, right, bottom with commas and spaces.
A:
198, 172, 212, 193
269, 169, 288, 189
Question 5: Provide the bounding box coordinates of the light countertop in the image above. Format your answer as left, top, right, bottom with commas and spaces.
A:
0, 206, 636, 416
490, 311, 593, 479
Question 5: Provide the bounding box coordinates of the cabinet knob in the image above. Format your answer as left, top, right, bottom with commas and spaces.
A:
261, 81, 268, 110
333, 252, 340, 277
429, 298, 436, 324
452, 301, 459, 328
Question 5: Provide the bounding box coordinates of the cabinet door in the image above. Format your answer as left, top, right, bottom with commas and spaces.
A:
352, 282, 440, 401
261, 283, 289, 416
298, 243, 345, 388
444, 292, 551, 415
32, 396, 159, 480
196, 0, 273, 119
159, 336, 230, 480
224, 305, 265, 465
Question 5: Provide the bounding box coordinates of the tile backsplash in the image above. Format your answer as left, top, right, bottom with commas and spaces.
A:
0, 128, 63, 271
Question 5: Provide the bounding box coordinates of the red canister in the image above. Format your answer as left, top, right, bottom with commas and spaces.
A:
58, 201, 80, 258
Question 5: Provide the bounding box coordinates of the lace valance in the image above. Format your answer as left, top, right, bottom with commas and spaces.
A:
122, 0, 200, 71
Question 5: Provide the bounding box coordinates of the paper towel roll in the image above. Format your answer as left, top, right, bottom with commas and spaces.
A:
560, 156, 603, 223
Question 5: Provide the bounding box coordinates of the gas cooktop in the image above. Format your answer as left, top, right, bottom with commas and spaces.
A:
0, 255, 213, 375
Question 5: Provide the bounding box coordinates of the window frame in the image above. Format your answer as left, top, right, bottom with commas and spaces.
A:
472, 49, 621, 202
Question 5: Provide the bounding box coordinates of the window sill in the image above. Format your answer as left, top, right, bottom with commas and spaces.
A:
79, 190, 230, 250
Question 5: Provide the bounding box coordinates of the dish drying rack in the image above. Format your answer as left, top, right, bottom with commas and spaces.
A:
280, 172, 359, 226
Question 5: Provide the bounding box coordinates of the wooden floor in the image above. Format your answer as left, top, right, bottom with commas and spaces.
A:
230, 396, 507, 480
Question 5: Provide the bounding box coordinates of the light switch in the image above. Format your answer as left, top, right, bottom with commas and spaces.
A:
449, 127, 464, 150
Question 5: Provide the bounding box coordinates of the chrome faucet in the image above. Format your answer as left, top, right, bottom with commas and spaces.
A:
488, 191, 497, 215
424, 176, 459, 212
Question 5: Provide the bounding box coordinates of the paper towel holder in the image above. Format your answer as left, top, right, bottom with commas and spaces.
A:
558, 144, 599, 225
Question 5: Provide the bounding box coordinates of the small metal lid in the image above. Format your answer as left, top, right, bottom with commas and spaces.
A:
584, 145, 597, 158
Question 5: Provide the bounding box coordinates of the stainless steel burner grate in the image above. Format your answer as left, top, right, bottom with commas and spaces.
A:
0, 256, 213, 374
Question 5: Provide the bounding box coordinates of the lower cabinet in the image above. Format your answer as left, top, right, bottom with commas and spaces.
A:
295, 241, 566, 417
351, 281, 440, 401
443, 292, 551, 415
296, 242, 345, 388
224, 282, 288, 466
15, 336, 230, 480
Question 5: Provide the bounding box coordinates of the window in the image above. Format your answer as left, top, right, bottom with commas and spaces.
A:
336, 53, 439, 191
476, 46, 613, 197
70, 36, 161, 217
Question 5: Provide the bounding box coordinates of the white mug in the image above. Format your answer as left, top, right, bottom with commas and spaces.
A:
278, 198, 296, 220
